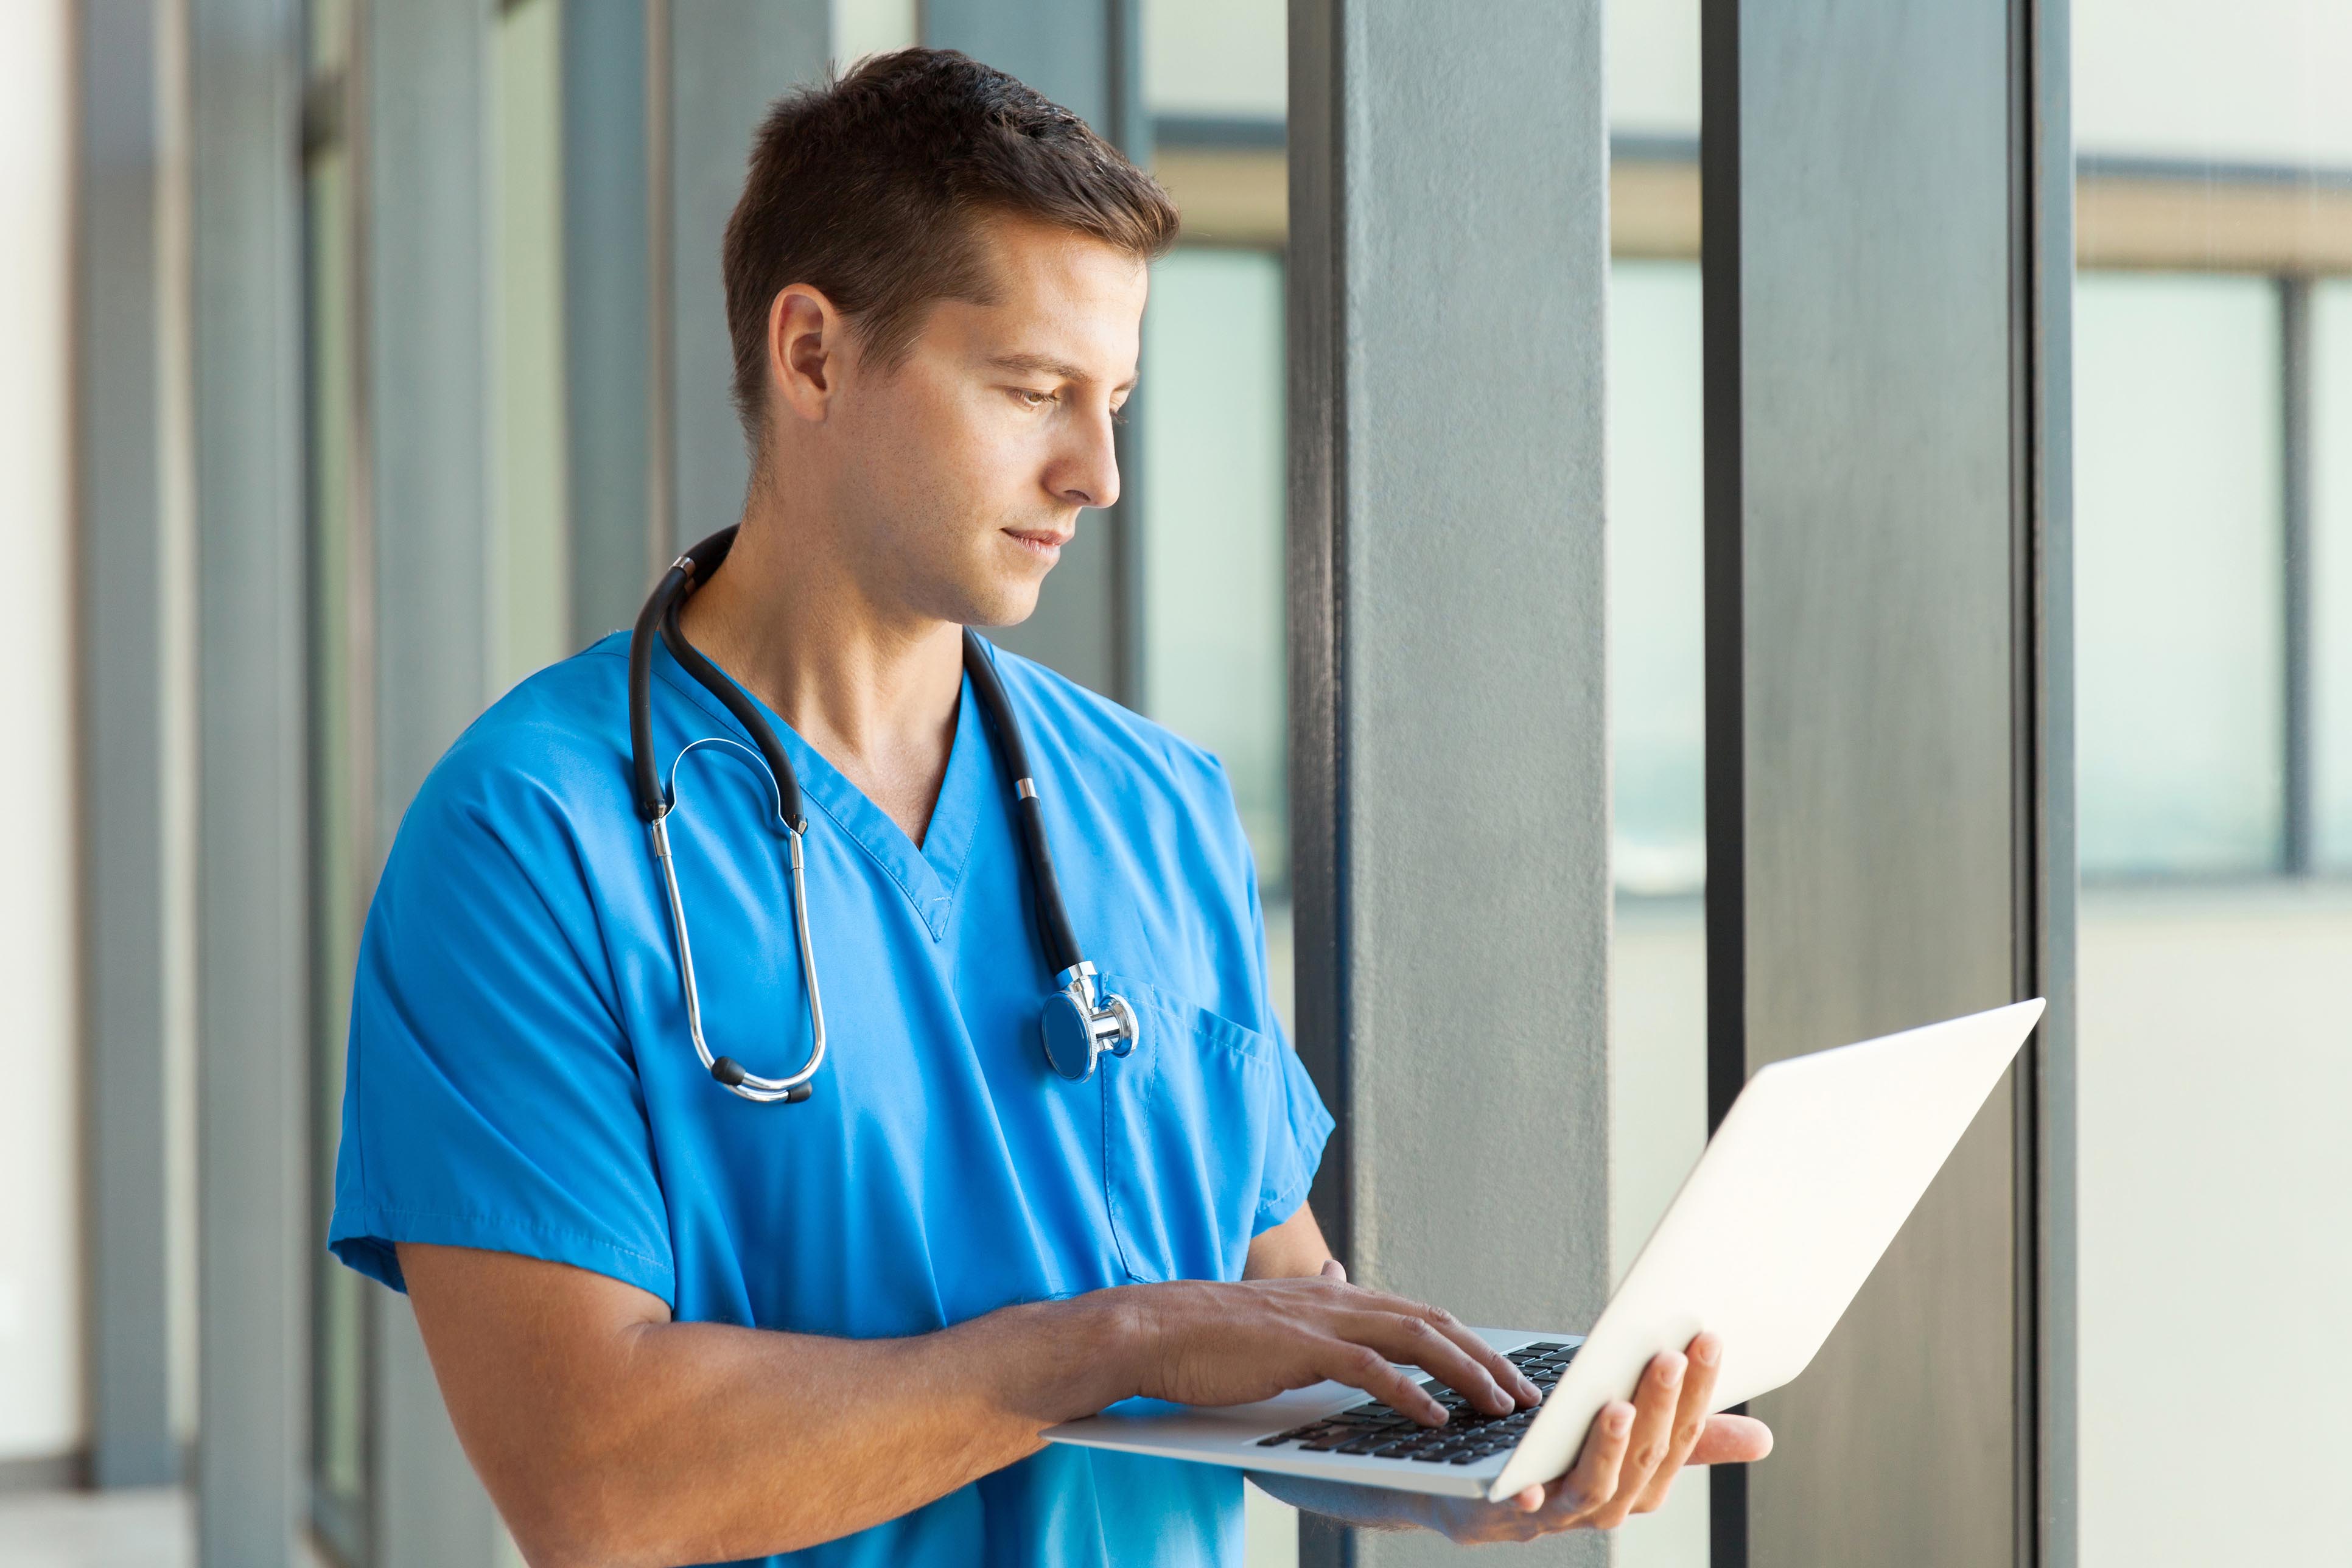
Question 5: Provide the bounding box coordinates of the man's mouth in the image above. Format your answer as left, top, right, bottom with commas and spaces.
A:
1004, 527, 1073, 559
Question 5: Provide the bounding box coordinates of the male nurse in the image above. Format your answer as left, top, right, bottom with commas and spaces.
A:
327, 48, 1767, 1567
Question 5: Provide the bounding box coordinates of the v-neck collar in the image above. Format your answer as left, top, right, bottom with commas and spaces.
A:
651, 640, 991, 942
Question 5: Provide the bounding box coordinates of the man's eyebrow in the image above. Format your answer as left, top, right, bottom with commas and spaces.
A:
987, 351, 1104, 383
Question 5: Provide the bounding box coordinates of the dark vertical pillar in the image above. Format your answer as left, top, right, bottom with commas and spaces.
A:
79, 0, 180, 1493
924, 0, 1141, 700
2023, 8, 2077, 1564
1290, 1, 1611, 1564
2282, 276, 2315, 875
562, 0, 654, 642
189, 0, 307, 1561
1701, 0, 2065, 1564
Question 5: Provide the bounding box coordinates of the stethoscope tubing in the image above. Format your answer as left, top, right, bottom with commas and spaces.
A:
627, 524, 1135, 1102
646, 736, 827, 1102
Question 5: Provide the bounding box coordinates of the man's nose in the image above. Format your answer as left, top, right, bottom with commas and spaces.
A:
1047, 408, 1121, 511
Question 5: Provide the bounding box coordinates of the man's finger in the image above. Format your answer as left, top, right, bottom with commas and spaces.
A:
1535, 1400, 1635, 1520
1430, 1318, 1542, 1409
1307, 1340, 1449, 1423
1631, 1332, 1722, 1513
1337, 1309, 1524, 1416
1587, 1352, 1684, 1528
1404, 1309, 1541, 1409
1321, 1258, 1347, 1283
1688, 1413, 1773, 1466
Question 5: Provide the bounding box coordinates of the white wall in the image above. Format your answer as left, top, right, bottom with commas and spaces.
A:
830, 0, 917, 72
1608, 0, 1700, 138
1144, 0, 1284, 119
2074, 0, 2352, 164
0, 0, 86, 1465
2076, 886, 2352, 1567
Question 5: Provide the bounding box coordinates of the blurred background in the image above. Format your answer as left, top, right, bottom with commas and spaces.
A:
1, 1, 2347, 1566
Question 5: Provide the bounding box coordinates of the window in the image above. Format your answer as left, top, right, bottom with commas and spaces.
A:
2074, 273, 2286, 876
2312, 279, 2352, 866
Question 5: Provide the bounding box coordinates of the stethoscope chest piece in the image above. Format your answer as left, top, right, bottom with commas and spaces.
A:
1040, 961, 1139, 1082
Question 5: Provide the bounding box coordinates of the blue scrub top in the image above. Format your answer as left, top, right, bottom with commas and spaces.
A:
328, 631, 1332, 1567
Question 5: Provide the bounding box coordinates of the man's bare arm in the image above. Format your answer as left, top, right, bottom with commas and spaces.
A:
397, 1234, 1538, 1567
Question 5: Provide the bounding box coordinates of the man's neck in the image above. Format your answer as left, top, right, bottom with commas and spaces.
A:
674, 496, 965, 848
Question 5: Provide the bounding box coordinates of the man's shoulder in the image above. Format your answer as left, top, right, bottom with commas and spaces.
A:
982, 641, 1232, 807
399, 633, 636, 846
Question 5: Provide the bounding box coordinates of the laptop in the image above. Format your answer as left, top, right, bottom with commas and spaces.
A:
1044, 998, 2045, 1501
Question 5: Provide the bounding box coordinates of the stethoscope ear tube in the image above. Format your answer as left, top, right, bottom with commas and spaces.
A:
629, 561, 693, 821
961, 632, 1082, 978
660, 597, 807, 834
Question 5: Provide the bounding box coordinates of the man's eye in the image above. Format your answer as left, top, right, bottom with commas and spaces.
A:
1013, 388, 1055, 409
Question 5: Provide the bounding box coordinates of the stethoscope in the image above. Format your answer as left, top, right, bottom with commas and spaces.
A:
627, 525, 1139, 1103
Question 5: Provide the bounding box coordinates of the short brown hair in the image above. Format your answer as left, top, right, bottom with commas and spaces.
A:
721, 48, 1179, 444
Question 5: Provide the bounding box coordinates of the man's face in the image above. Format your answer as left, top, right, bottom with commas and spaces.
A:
814, 215, 1147, 629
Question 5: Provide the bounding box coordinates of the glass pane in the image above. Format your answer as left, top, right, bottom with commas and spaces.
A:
1605, 8, 1705, 1568
2074, 5, 2352, 1564
1144, 0, 1284, 121
493, 0, 573, 687
2314, 280, 2352, 866
309, 0, 351, 77
304, 136, 369, 1561
1609, 259, 1706, 895
1139, 249, 1287, 901
2074, 272, 2284, 876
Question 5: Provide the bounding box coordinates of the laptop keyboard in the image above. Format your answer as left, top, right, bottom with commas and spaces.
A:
1252, 1342, 1577, 1466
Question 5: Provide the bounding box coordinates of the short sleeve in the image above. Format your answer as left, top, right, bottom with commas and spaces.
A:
1217, 760, 1333, 1236
1253, 1024, 1335, 1236
327, 758, 677, 1305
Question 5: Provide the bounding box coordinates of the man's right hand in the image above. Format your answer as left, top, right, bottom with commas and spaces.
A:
396, 1215, 1548, 1568
1118, 1269, 1541, 1423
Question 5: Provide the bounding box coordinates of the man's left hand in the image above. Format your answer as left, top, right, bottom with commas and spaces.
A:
1412, 1331, 1771, 1544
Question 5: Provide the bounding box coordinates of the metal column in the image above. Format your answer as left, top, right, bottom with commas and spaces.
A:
189, 0, 308, 1560
1290, 2, 1612, 1564
1700, 0, 2071, 1563
79, 0, 181, 1493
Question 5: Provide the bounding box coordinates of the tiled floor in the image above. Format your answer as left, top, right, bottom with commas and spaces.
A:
0, 1486, 1281, 1567
0, 1489, 189, 1568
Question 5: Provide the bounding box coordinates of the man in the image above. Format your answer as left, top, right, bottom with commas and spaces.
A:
329, 49, 1766, 1567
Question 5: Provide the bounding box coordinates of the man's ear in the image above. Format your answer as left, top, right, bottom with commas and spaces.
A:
766, 283, 844, 423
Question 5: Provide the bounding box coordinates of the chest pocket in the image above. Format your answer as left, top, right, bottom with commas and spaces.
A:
1099, 975, 1283, 1284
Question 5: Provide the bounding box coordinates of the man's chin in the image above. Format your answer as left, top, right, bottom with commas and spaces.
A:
949, 579, 1046, 632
